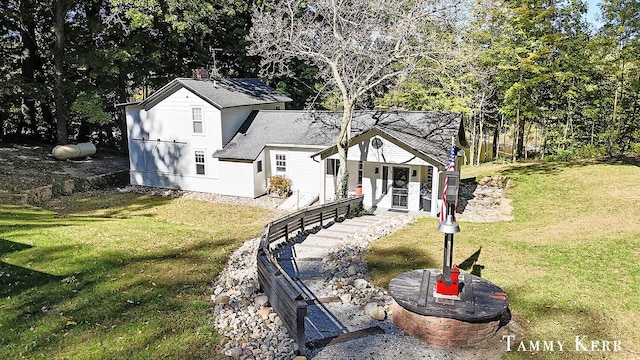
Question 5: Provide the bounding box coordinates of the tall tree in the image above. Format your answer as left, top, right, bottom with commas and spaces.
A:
249, 0, 464, 197
600, 0, 640, 154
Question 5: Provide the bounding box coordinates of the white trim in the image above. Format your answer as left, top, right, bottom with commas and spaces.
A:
266, 143, 327, 150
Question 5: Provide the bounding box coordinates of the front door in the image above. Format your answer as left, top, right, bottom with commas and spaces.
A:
392, 167, 409, 209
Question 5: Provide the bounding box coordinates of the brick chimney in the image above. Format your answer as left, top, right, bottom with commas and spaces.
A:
192, 68, 210, 80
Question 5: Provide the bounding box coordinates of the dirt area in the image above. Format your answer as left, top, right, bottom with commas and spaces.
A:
457, 175, 514, 222
0, 142, 129, 196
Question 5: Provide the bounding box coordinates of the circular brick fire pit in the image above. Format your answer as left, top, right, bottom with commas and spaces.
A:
389, 269, 508, 347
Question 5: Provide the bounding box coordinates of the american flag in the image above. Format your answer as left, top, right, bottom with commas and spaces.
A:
440, 145, 458, 222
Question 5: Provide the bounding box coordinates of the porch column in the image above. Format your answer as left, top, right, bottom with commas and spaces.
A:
320, 159, 327, 204
430, 165, 441, 217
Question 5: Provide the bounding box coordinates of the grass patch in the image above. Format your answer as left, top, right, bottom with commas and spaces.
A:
367, 158, 640, 359
0, 192, 278, 359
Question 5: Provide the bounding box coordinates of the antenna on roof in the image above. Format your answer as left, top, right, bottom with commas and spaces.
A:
209, 47, 223, 80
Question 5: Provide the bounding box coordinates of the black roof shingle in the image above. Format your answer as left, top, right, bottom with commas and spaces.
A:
213, 110, 466, 167
139, 78, 292, 109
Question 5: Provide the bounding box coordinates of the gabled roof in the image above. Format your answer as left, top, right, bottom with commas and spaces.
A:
138, 78, 292, 110
213, 110, 466, 167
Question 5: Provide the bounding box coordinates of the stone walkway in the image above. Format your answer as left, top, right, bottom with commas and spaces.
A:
276, 215, 394, 346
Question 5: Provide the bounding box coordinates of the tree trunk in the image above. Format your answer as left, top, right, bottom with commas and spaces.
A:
477, 112, 484, 166
469, 112, 477, 167
118, 69, 129, 152
54, 0, 69, 144
20, 0, 40, 139
492, 121, 499, 160
336, 104, 353, 198
515, 90, 526, 160
42, 103, 56, 142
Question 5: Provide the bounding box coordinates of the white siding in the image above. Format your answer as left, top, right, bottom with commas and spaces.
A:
266, 147, 324, 195
218, 161, 255, 198
347, 136, 438, 167
125, 88, 284, 194
253, 150, 267, 197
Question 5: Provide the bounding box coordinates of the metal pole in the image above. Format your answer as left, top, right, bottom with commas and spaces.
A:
442, 202, 456, 284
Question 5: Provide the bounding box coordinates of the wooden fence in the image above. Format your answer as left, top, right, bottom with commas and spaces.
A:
256, 195, 364, 356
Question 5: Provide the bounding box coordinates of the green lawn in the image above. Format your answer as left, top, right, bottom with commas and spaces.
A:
367, 158, 640, 359
2, 159, 638, 359
0, 193, 278, 359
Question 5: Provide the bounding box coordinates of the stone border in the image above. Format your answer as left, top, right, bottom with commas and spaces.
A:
391, 301, 500, 347
20, 170, 129, 204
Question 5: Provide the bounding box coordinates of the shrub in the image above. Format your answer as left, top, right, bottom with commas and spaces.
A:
268, 175, 292, 197
574, 145, 605, 159
546, 149, 574, 162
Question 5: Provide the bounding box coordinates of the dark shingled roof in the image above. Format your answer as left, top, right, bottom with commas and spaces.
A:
213, 110, 466, 166
139, 78, 292, 110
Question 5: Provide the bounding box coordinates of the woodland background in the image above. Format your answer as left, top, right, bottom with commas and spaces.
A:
1, 0, 638, 163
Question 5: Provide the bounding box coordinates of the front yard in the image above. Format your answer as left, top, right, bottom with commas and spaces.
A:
0, 192, 278, 359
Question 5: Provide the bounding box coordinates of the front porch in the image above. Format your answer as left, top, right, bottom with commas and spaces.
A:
321, 158, 445, 216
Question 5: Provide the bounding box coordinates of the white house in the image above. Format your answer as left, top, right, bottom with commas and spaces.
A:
122, 74, 291, 195
122, 74, 467, 215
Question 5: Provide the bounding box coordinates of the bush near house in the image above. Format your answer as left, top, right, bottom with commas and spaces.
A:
268, 175, 292, 197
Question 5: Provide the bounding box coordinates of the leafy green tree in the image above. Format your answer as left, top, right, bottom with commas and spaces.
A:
599, 0, 640, 154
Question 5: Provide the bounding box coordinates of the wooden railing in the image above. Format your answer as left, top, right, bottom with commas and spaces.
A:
256, 195, 364, 356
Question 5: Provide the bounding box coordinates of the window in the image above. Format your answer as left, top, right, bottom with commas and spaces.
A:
358, 161, 363, 184
374, 167, 379, 175
257, 160, 263, 173
192, 108, 203, 134
276, 154, 286, 172
326, 159, 339, 175
195, 150, 205, 175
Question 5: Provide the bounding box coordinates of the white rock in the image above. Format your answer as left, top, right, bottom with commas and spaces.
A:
340, 293, 352, 304
371, 306, 386, 321
258, 307, 271, 319
363, 302, 378, 316
255, 294, 269, 307
353, 278, 368, 290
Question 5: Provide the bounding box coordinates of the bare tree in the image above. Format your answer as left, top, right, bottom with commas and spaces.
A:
249, 0, 464, 197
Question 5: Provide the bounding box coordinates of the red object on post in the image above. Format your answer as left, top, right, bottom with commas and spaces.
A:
436, 264, 460, 296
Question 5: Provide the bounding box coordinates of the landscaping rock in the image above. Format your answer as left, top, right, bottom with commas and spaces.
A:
363, 302, 378, 316
340, 293, 352, 304
257, 307, 271, 319
353, 279, 368, 290
215, 295, 230, 305
254, 295, 269, 307
370, 306, 386, 321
